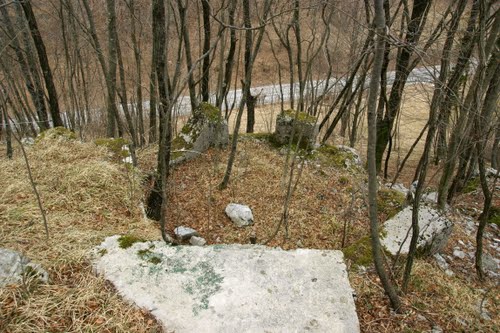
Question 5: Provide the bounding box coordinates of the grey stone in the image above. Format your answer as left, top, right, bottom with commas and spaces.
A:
453, 249, 466, 259
0, 248, 48, 287
431, 325, 443, 333
486, 167, 498, 177
225, 203, 254, 227
336, 145, 362, 166
422, 192, 438, 204
189, 236, 207, 246
433, 253, 449, 270
93, 236, 360, 333
21, 137, 35, 146
386, 183, 409, 196
274, 111, 318, 149
171, 104, 228, 166
482, 253, 498, 273
174, 226, 199, 241
381, 206, 453, 256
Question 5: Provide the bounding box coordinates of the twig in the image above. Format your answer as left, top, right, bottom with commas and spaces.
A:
9, 123, 49, 238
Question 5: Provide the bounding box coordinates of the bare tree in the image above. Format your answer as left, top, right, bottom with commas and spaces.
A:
367, 0, 401, 312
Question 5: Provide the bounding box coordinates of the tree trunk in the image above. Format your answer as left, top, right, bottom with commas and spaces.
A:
19, 0, 63, 127
367, 0, 401, 312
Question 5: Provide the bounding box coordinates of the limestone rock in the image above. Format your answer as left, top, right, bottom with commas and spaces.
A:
336, 145, 361, 166
190, 236, 207, 246
274, 110, 318, 149
225, 203, 254, 227
381, 206, 453, 257
171, 103, 228, 166
174, 226, 199, 241
0, 248, 48, 287
93, 236, 360, 333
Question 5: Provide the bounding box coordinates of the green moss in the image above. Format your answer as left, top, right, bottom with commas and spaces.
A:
339, 176, 350, 185
171, 135, 192, 160
463, 177, 480, 194
342, 236, 373, 267
488, 206, 500, 226
317, 145, 354, 169
377, 188, 406, 218
199, 102, 222, 121
283, 109, 316, 123
94, 138, 130, 159
137, 248, 163, 265
118, 234, 144, 249
36, 127, 76, 143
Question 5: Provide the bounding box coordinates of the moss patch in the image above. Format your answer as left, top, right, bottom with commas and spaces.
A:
342, 236, 373, 267
463, 177, 480, 194
198, 102, 222, 121
377, 188, 406, 218
137, 248, 162, 265
283, 109, 316, 123
118, 235, 144, 249
36, 127, 76, 143
316, 145, 356, 169
488, 206, 500, 226
94, 138, 130, 159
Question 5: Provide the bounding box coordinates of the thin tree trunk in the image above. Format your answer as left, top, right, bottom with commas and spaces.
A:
19, 0, 63, 127
367, 0, 401, 312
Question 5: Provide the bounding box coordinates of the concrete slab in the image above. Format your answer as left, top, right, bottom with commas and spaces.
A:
93, 236, 359, 333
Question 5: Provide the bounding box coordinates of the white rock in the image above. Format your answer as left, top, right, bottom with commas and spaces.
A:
433, 253, 449, 270
189, 236, 207, 246
453, 250, 466, 259
225, 203, 254, 227
386, 183, 409, 196
0, 248, 49, 287
93, 236, 360, 333
381, 206, 453, 256
20, 137, 35, 145
486, 167, 498, 177
422, 192, 438, 204
174, 226, 199, 241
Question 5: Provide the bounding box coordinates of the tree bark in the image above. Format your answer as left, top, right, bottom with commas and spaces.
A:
19, 0, 63, 127
367, 0, 401, 312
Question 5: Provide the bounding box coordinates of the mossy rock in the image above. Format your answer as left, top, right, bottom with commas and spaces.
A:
274, 109, 318, 150
316, 145, 358, 170
377, 188, 406, 218
282, 109, 316, 123
171, 103, 228, 165
94, 137, 131, 159
198, 102, 222, 122
36, 127, 76, 143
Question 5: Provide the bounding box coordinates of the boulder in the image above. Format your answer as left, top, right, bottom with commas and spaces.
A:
381, 205, 453, 257
0, 248, 49, 287
225, 203, 254, 227
174, 226, 199, 241
171, 102, 228, 166
274, 110, 318, 149
93, 236, 360, 333
336, 145, 361, 166
190, 236, 207, 246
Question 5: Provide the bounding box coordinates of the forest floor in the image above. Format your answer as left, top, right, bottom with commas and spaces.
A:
0, 130, 498, 332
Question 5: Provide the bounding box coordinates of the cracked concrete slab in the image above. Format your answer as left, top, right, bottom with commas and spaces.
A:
93, 236, 359, 333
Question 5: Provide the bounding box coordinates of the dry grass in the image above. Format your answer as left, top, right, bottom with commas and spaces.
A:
0, 137, 161, 332
1, 82, 498, 331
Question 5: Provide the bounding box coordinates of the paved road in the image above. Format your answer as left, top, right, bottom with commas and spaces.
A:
143, 65, 441, 116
